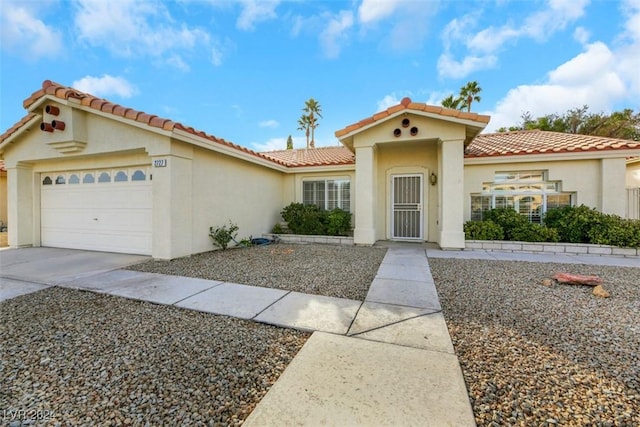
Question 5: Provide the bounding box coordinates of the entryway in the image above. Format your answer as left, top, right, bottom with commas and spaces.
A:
391, 174, 423, 240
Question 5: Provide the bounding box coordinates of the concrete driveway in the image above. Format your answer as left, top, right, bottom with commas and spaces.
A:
0, 247, 149, 302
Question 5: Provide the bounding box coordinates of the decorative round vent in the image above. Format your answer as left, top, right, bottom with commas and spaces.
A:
410, 127, 418, 136
393, 128, 401, 137
401, 118, 410, 128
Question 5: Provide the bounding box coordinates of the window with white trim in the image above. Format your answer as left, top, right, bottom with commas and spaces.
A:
471, 171, 574, 223
303, 179, 350, 211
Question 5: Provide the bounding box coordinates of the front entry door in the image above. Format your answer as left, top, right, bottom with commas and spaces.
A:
391, 174, 423, 240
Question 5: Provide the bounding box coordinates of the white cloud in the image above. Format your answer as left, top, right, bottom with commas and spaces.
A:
439, 0, 590, 79
485, 41, 631, 132
358, 0, 401, 24
0, 2, 63, 59
437, 53, 497, 79
72, 75, 138, 98
259, 119, 279, 129
73, 0, 211, 69
236, 0, 280, 30
573, 27, 590, 44
319, 10, 354, 59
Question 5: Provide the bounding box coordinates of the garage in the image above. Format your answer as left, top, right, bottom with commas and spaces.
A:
40, 167, 152, 255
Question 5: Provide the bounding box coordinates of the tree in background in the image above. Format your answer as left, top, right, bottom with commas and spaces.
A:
497, 106, 640, 140
302, 98, 322, 148
297, 114, 311, 149
459, 81, 482, 112
286, 134, 293, 150
440, 81, 482, 112
441, 94, 462, 109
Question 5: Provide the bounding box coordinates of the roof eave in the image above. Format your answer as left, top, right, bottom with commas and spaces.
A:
464, 148, 640, 165
0, 114, 42, 152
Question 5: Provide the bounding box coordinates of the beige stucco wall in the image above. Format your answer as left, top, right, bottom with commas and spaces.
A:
0, 171, 6, 225
190, 145, 284, 255
626, 161, 640, 188
464, 157, 627, 220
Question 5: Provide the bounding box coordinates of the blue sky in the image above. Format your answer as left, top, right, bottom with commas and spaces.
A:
1, 0, 639, 152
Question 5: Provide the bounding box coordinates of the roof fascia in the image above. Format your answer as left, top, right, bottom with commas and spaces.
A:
338, 109, 488, 141
464, 149, 640, 165
282, 164, 355, 174
0, 114, 42, 151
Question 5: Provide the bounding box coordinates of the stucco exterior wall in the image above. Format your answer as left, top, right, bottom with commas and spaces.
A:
190, 145, 284, 255
0, 171, 6, 225
463, 157, 627, 220
626, 161, 640, 188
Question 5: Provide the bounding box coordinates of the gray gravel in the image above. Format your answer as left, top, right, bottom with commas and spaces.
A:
128, 244, 387, 301
429, 258, 640, 427
1, 287, 309, 426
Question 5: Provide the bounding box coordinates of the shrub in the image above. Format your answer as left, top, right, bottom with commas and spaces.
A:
483, 208, 529, 240
544, 205, 602, 243
209, 222, 239, 250
271, 223, 284, 234
464, 220, 504, 240
587, 214, 640, 247
325, 208, 352, 236
280, 203, 352, 236
510, 222, 560, 242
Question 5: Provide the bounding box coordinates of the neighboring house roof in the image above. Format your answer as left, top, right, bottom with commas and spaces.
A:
467, 130, 640, 158
261, 146, 355, 167
334, 97, 491, 138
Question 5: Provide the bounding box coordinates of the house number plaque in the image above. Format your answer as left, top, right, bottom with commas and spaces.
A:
154, 159, 167, 167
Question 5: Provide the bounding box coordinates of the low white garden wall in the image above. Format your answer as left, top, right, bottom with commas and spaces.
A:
263, 233, 354, 246
465, 240, 639, 257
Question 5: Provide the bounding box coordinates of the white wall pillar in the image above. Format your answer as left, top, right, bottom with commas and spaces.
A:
600, 158, 626, 216
353, 145, 377, 245
7, 165, 34, 247
151, 154, 193, 259
438, 139, 465, 249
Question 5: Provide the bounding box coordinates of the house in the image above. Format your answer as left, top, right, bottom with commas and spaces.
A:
1, 80, 638, 259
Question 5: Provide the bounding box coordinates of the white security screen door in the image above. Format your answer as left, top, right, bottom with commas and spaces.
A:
391, 174, 423, 239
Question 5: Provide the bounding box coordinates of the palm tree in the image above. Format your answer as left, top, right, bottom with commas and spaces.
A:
459, 81, 482, 112
297, 114, 311, 149
441, 94, 462, 110
303, 98, 322, 148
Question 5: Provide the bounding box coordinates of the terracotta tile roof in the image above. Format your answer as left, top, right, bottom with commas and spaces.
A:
467, 130, 640, 158
3, 80, 289, 167
261, 146, 355, 167
335, 97, 491, 138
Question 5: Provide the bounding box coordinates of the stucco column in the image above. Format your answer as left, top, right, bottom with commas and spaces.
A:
438, 139, 465, 249
600, 158, 626, 216
7, 165, 34, 248
151, 154, 193, 259
353, 145, 377, 245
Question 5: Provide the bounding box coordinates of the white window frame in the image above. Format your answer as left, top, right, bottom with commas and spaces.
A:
302, 179, 351, 211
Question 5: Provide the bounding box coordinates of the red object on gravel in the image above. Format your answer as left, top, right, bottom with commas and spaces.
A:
552, 272, 603, 286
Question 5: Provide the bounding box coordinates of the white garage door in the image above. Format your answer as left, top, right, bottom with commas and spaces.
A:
41, 167, 152, 255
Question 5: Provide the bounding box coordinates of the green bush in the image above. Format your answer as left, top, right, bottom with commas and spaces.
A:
544, 205, 602, 243
280, 203, 352, 236
482, 207, 529, 240
510, 222, 560, 242
586, 214, 640, 247
325, 208, 352, 236
464, 220, 504, 240
209, 222, 239, 250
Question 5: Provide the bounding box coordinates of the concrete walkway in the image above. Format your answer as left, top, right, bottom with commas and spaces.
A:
2, 245, 637, 425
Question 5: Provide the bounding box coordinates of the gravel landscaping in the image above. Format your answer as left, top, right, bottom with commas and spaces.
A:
0, 287, 309, 426
430, 258, 640, 427
128, 243, 387, 301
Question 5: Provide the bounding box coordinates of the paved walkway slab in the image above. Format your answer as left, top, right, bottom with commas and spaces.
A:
64, 270, 222, 305
176, 282, 288, 319
0, 278, 52, 302
347, 301, 436, 336
244, 332, 475, 427
255, 292, 361, 334
353, 312, 455, 353
365, 277, 441, 309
